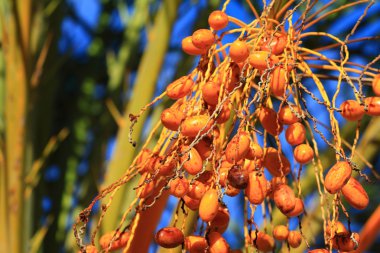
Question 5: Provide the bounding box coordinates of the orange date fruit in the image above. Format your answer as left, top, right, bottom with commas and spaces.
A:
273, 184, 296, 214
199, 189, 219, 222
285, 197, 304, 217
365, 96, 380, 116
332, 232, 360, 252
340, 100, 365, 121
180, 146, 203, 175
285, 122, 306, 146
278, 105, 302, 125
182, 36, 208, 55
99, 231, 130, 251
166, 76, 194, 99
202, 80, 221, 106
245, 172, 268, 205
161, 107, 184, 131
258, 107, 283, 136
208, 232, 230, 253
208, 10, 228, 30
341, 177, 369, 210
261, 32, 287, 55
169, 177, 189, 198
183, 195, 200, 211
326, 220, 348, 238
270, 67, 288, 97
181, 115, 214, 137
263, 147, 291, 177
187, 181, 206, 200
245, 142, 264, 160
185, 235, 208, 253
225, 131, 251, 163
192, 29, 215, 50
294, 144, 314, 164
78, 245, 97, 253
308, 249, 329, 253
250, 231, 275, 252
324, 161, 352, 194
230, 40, 250, 63
194, 137, 213, 160
225, 184, 241, 197
288, 231, 302, 248
155, 227, 184, 248
210, 207, 230, 233
273, 225, 289, 241
249, 51, 279, 70
372, 74, 380, 96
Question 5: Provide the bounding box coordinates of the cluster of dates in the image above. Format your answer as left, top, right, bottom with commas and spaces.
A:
79, 5, 380, 253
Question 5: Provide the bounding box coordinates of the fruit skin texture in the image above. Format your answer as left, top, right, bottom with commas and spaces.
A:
166, 76, 194, 99
199, 189, 219, 222
246, 142, 263, 160
210, 207, 230, 233
208, 10, 228, 30
273, 184, 296, 214
77, 245, 97, 253
261, 32, 287, 55
365, 96, 380, 116
372, 74, 380, 96
99, 231, 130, 251
341, 177, 369, 210
225, 131, 251, 163
169, 177, 189, 198
285, 122, 306, 146
161, 108, 184, 131
192, 29, 215, 49
332, 232, 360, 252
81, 245, 97, 253
229, 41, 250, 63
182, 36, 207, 55
258, 107, 283, 136
308, 249, 329, 253
250, 231, 275, 252
294, 144, 314, 164
208, 232, 230, 253
214, 102, 231, 124
225, 184, 240, 196
273, 225, 289, 241
157, 156, 176, 176
202, 80, 221, 105
181, 115, 214, 137
263, 147, 291, 177
227, 165, 249, 189
278, 105, 301, 125
187, 181, 206, 200
270, 67, 287, 96
245, 172, 267, 204
340, 100, 364, 121
285, 197, 304, 217
180, 146, 203, 175
288, 231, 302, 248
183, 195, 200, 210
136, 149, 159, 174
249, 51, 279, 70
324, 161, 352, 194
185, 235, 208, 253
326, 221, 348, 238
155, 227, 184, 248
194, 137, 213, 160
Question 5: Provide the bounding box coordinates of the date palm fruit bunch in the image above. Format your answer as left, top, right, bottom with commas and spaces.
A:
74, 0, 380, 252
